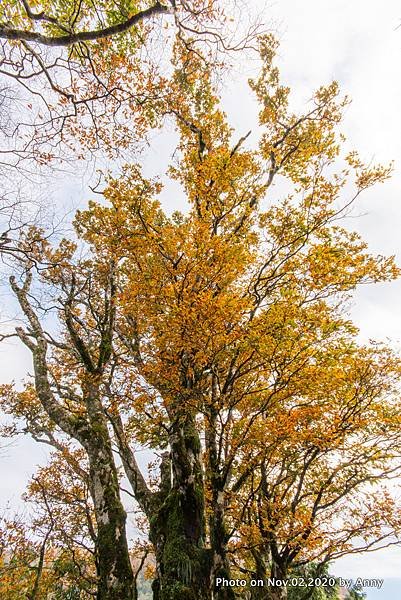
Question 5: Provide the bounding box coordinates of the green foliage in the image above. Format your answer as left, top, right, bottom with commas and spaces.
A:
286, 564, 367, 600
0, 1, 143, 37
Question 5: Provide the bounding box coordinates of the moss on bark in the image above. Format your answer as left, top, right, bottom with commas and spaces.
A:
149, 415, 212, 600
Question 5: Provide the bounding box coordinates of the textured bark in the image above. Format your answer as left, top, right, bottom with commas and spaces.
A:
0, 3, 170, 46
206, 403, 235, 600
109, 411, 154, 517
150, 414, 211, 600
268, 588, 288, 600
88, 447, 134, 600
210, 485, 235, 600
84, 379, 135, 600
249, 551, 268, 600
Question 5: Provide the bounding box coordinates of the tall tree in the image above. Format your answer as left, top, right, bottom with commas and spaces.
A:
2, 259, 140, 600
2, 36, 401, 600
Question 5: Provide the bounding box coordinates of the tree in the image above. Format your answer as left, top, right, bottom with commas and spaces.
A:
24, 449, 98, 598
0, 0, 258, 168
0, 1, 259, 263
0, 445, 154, 599
2, 35, 401, 600
1, 260, 140, 600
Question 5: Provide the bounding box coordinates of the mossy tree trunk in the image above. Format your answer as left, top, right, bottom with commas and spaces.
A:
84, 380, 135, 600
150, 414, 211, 600
248, 548, 268, 600
268, 586, 288, 600
209, 484, 236, 600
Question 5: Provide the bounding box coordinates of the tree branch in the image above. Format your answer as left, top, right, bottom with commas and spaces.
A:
106, 409, 154, 518
10, 274, 91, 446
0, 3, 171, 47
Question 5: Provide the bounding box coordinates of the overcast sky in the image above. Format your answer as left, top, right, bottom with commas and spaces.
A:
1, 1, 401, 598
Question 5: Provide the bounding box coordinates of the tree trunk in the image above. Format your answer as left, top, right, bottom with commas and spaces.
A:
88, 446, 135, 600
266, 563, 288, 600
206, 401, 235, 600
268, 588, 288, 600
150, 414, 211, 600
210, 486, 235, 600
85, 383, 135, 600
249, 549, 268, 600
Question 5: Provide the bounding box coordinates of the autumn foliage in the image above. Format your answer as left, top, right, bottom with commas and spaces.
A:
1, 31, 401, 600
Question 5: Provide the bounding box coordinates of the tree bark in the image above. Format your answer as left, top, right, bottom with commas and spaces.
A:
206, 402, 235, 600
266, 563, 288, 600
84, 379, 135, 600
0, 3, 170, 46
209, 483, 235, 600
150, 414, 211, 600
249, 550, 268, 600
268, 588, 288, 600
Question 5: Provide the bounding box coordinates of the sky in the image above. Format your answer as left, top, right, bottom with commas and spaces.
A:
1, 1, 401, 598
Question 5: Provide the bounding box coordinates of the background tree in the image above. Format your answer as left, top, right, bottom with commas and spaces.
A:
2, 35, 401, 600
0, 444, 154, 599
25, 449, 97, 598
